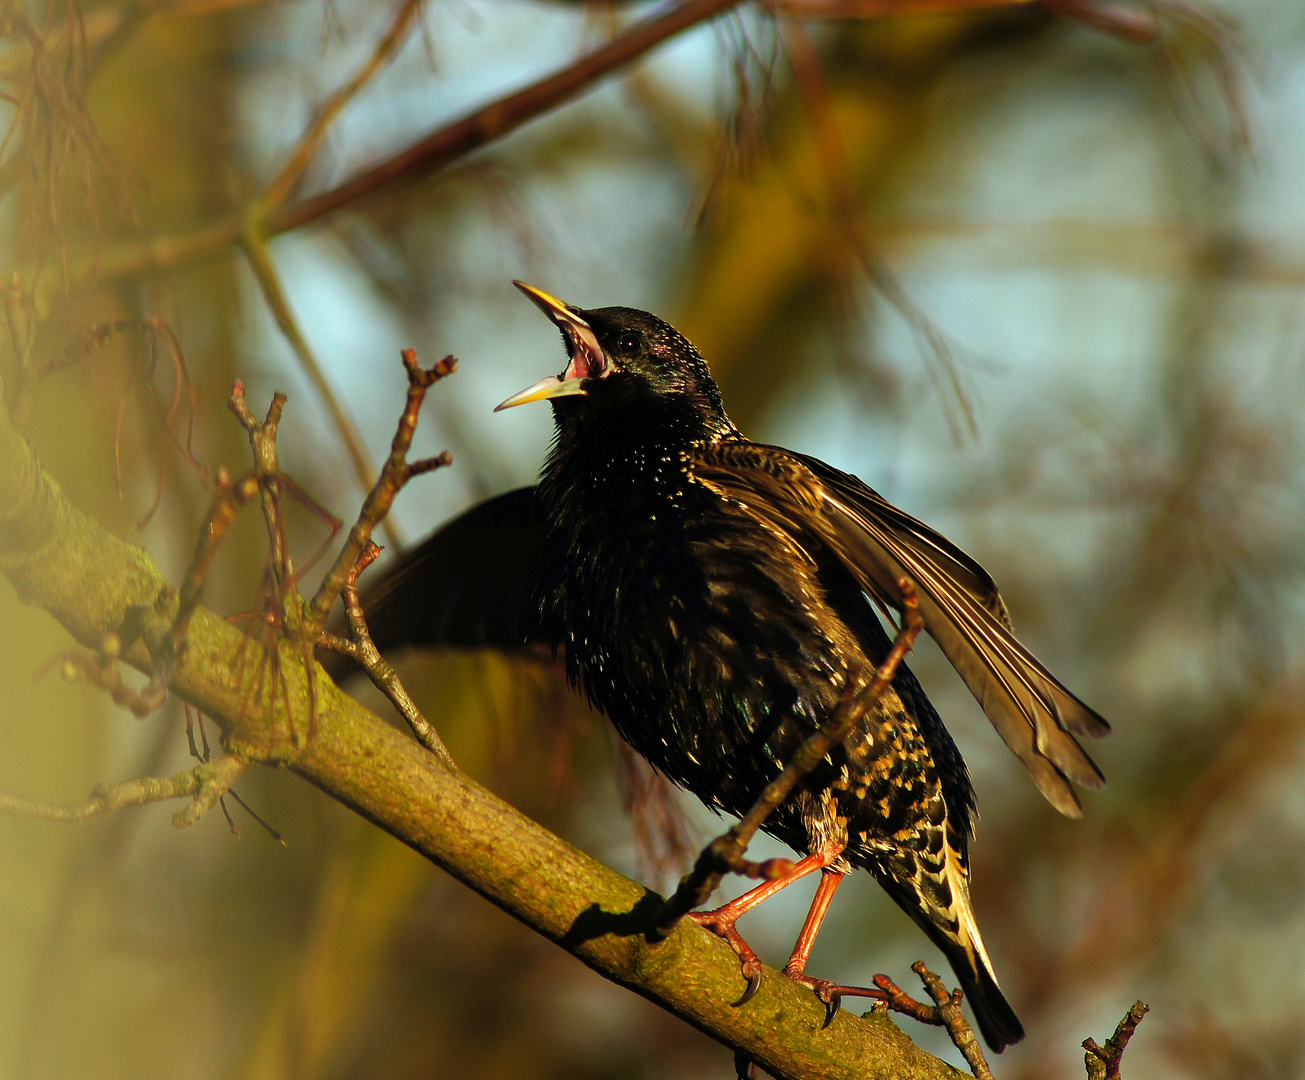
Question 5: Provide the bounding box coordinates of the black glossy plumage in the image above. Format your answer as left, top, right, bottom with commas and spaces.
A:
342, 292, 1112, 1052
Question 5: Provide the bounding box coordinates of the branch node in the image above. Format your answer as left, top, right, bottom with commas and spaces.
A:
911, 962, 993, 1080
1083, 1000, 1149, 1080
172, 755, 250, 830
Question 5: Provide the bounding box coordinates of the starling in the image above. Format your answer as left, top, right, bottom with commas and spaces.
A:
345, 282, 1110, 1052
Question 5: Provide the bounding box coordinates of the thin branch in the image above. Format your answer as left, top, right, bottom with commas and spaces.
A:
259, 0, 425, 212
319, 541, 455, 766
309, 347, 455, 631
153, 464, 261, 696
89, 0, 749, 285
1084, 1001, 1149, 1080
240, 230, 395, 546
171, 754, 249, 828
0, 757, 247, 828
911, 962, 994, 1080
656, 578, 925, 934
228, 381, 290, 572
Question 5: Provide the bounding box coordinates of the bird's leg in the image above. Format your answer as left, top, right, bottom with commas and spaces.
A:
782, 868, 844, 979
691, 847, 842, 1005
780, 868, 862, 1026
781, 868, 936, 1029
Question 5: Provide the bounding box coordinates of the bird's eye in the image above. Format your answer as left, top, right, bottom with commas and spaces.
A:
617, 332, 641, 353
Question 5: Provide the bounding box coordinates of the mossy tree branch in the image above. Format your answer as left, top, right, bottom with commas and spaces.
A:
0, 397, 963, 1080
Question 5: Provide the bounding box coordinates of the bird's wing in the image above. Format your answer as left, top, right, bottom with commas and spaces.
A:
347, 487, 548, 655
687, 441, 1108, 817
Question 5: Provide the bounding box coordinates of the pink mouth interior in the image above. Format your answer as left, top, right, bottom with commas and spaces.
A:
563, 330, 605, 380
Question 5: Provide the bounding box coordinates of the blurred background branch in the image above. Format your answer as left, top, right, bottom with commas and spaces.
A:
1, 0, 1300, 1077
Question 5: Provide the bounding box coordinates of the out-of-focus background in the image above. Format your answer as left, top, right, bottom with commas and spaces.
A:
2, 0, 1304, 1077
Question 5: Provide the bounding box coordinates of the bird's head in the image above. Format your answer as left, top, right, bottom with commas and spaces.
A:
496, 282, 733, 439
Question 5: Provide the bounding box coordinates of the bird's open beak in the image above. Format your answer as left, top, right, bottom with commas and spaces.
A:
495, 282, 609, 411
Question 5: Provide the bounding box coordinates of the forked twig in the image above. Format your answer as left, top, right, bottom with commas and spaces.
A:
912, 962, 994, 1080
861, 965, 993, 1080
0, 757, 248, 830
311, 347, 456, 760
319, 542, 454, 766
1084, 1001, 1150, 1080
309, 347, 455, 631
656, 577, 925, 936
259, 0, 425, 212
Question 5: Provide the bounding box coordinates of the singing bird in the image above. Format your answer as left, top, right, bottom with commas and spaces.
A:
345, 283, 1110, 1051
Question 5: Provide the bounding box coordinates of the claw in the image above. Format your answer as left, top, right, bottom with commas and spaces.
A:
821, 989, 842, 1029
735, 968, 763, 1006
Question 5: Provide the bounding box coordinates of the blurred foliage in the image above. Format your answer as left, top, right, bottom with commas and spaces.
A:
2, 0, 1304, 1078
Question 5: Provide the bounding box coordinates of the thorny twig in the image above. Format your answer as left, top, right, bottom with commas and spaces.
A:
309, 347, 455, 632
655, 577, 925, 936
1084, 1001, 1150, 1080
0, 757, 248, 830
318, 542, 455, 766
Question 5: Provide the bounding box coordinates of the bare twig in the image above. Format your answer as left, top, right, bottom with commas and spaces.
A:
656, 577, 925, 935
259, 0, 425, 212
1084, 1001, 1150, 1080
89, 0, 749, 285
309, 347, 455, 631
0, 757, 247, 829
868, 972, 944, 1025
133, 460, 262, 717
912, 962, 994, 1080
56, 637, 161, 718
310, 347, 456, 763
228, 381, 289, 565
319, 542, 455, 766
171, 753, 250, 828
240, 230, 393, 545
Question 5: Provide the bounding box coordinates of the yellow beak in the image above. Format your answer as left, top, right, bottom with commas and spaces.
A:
495, 281, 608, 412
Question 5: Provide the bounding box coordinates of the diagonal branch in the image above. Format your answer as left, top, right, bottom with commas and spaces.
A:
657, 580, 925, 934
259, 0, 425, 213
0, 386, 960, 1080
89, 0, 748, 285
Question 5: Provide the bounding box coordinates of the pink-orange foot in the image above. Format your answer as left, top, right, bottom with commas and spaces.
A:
781, 962, 890, 1028
690, 908, 764, 1004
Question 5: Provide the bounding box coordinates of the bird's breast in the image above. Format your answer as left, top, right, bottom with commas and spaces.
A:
537, 441, 867, 810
